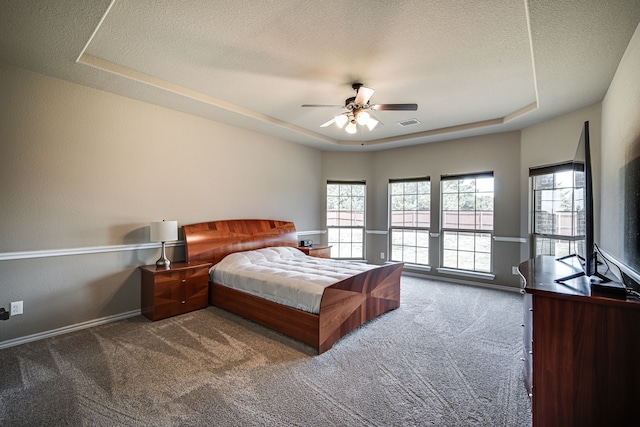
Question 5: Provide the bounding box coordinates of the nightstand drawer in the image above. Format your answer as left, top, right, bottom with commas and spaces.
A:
140, 263, 211, 321
298, 245, 332, 258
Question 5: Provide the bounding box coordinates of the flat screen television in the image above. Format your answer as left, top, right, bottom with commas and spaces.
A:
555, 121, 606, 283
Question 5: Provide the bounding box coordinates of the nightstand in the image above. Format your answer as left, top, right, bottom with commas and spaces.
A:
139, 262, 212, 321
297, 245, 332, 258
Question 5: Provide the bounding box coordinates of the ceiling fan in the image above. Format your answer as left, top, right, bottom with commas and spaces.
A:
302, 83, 418, 134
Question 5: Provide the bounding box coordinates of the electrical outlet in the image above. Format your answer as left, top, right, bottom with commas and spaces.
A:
380, 252, 385, 259
10, 301, 23, 316
512, 266, 519, 275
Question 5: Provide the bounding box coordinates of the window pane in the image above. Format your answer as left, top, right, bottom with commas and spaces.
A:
459, 179, 475, 193
443, 249, 458, 268
416, 249, 429, 265
442, 193, 458, 210
458, 232, 475, 250
443, 231, 458, 250
338, 243, 352, 258
443, 211, 459, 229
534, 175, 553, 190
416, 230, 430, 247
391, 195, 403, 211
459, 193, 475, 211
458, 251, 475, 270
352, 185, 365, 197
391, 183, 403, 195
418, 181, 431, 194
475, 252, 491, 272
442, 180, 458, 193
403, 246, 417, 264
555, 171, 573, 188
476, 193, 493, 211
476, 177, 493, 192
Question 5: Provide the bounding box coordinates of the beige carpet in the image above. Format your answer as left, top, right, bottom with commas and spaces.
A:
0, 276, 532, 426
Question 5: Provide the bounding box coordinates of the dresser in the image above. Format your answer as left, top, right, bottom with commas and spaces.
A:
518, 256, 640, 427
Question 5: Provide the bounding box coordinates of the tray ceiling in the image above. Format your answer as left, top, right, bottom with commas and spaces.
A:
1, 0, 639, 150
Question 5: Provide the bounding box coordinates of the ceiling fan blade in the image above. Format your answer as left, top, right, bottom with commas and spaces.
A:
320, 117, 336, 127
355, 86, 375, 105
301, 104, 343, 108
370, 103, 418, 111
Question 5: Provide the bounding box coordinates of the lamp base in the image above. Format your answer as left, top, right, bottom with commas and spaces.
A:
155, 258, 171, 269
155, 242, 171, 269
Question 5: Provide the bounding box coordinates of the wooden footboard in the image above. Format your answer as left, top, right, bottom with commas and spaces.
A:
318, 262, 403, 353
209, 262, 403, 354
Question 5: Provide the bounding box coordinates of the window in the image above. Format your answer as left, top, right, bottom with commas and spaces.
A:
441, 173, 494, 273
326, 181, 365, 259
389, 178, 430, 265
530, 163, 582, 257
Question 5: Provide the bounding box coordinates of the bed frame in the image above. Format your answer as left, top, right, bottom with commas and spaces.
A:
182, 219, 403, 354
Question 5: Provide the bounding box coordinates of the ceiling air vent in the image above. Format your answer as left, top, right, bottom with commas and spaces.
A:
396, 118, 421, 127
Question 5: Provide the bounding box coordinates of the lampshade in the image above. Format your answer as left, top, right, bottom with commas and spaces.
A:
366, 117, 379, 131
345, 121, 357, 134
355, 110, 370, 125
334, 114, 348, 128
150, 220, 178, 242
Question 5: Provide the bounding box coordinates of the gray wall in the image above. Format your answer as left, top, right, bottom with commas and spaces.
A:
601, 23, 640, 277
0, 64, 323, 343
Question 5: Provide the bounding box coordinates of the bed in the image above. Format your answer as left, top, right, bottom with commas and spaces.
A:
182, 219, 403, 354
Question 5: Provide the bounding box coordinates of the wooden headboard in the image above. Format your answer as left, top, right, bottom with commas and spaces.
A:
182, 219, 298, 265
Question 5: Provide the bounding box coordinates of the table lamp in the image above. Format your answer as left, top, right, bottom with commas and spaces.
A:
150, 220, 178, 268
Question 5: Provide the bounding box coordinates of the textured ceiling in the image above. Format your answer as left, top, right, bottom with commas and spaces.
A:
1, 0, 639, 151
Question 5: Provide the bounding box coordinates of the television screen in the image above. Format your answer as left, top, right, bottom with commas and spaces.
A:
573, 121, 595, 277
555, 121, 598, 283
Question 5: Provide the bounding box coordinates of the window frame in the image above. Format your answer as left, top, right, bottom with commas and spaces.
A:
388, 177, 431, 266
326, 180, 366, 260
440, 172, 494, 274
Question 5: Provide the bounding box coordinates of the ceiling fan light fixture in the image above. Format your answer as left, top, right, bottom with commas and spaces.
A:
355, 110, 370, 125
366, 117, 379, 131
334, 114, 348, 128
345, 121, 357, 134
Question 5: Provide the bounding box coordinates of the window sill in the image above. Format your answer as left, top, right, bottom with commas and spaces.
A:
401, 263, 432, 273
436, 268, 495, 281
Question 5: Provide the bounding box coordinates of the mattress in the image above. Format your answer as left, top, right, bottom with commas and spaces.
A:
209, 246, 376, 314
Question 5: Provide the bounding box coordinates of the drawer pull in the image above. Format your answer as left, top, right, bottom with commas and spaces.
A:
181, 279, 186, 283
181, 300, 186, 304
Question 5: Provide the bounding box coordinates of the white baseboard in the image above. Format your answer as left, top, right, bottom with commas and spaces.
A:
0, 309, 141, 350
402, 271, 521, 293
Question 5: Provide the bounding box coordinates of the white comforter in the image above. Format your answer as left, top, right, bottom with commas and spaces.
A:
210, 246, 376, 314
